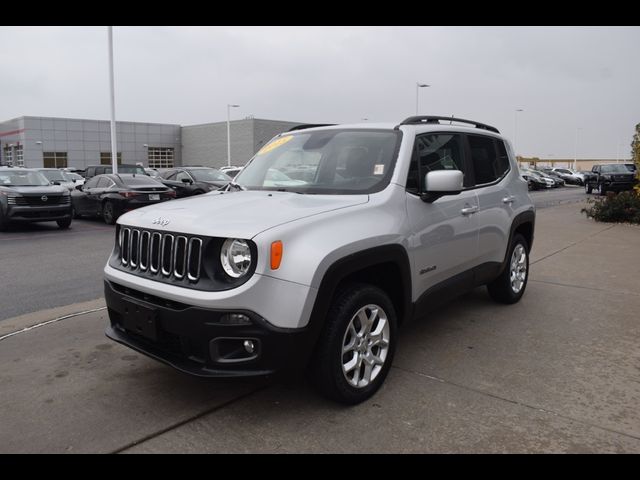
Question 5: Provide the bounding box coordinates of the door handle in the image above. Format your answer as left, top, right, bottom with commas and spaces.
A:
502, 195, 515, 204
461, 205, 479, 215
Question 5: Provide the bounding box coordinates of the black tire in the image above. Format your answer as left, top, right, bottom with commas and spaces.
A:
585, 183, 592, 194
102, 201, 118, 225
487, 233, 529, 304
310, 283, 397, 405
0, 211, 9, 232
57, 217, 72, 229
598, 183, 607, 196
192, 189, 205, 196
72, 205, 81, 219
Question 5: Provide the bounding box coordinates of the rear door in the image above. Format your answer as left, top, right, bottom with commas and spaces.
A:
76, 176, 99, 214
467, 134, 512, 268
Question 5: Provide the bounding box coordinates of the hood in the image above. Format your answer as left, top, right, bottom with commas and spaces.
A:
0, 185, 68, 195
117, 190, 369, 238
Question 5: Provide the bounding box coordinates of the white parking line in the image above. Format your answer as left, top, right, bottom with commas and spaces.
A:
0, 307, 107, 342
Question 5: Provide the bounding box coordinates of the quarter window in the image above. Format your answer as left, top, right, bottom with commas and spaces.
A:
407, 133, 466, 193
468, 135, 508, 185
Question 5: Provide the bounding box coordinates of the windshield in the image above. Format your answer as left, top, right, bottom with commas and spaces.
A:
104, 166, 147, 175
234, 129, 402, 194
601, 164, 631, 173
190, 169, 231, 182
62, 172, 83, 181
39, 170, 66, 182
0, 170, 51, 186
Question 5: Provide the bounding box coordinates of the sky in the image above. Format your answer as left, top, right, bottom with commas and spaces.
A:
1, 26, 639, 159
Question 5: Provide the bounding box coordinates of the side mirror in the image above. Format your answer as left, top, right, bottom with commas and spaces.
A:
75, 184, 83, 191
181, 178, 192, 184
51, 180, 61, 185
421, 170, 464, 203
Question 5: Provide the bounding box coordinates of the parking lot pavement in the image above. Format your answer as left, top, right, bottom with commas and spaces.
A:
1, 201, 639, 453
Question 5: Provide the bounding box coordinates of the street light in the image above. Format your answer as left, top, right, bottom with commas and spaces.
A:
574, 127, 583, 171
227, 104, 240, 167
416, 83, 430, 115
107, 26, 118, 174
513, 109, 524, 157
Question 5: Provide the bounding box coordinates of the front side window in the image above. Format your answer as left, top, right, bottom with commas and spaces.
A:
84, 177, 100, 189
407, 133, 466, 193
235, 129, 402, 194
175, 171, 192, 182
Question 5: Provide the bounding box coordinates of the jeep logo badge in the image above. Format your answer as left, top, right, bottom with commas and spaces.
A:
152, 217, 170, 227
41, 195, 48, 202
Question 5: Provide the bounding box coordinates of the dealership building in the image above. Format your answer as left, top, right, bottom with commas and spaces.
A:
0, 116, 303, 170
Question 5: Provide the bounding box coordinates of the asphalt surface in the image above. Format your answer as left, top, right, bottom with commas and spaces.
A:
0, 186, 590, 322
1, 201, 638, 453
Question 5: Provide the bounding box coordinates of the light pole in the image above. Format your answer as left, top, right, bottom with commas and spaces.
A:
415, 83, 430, 115
513, 109, 524, 157
227, 104, 240, 167
108, 26, 118, 174
574, 127, 582, 171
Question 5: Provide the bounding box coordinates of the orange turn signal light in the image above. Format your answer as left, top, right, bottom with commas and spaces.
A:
270, 241, 283, 270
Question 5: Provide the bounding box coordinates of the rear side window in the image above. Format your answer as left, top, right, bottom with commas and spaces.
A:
407, 133, 466, 193
468, 135, 509, 185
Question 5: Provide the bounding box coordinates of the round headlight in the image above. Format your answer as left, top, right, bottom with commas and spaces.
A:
220, 238, 252, 278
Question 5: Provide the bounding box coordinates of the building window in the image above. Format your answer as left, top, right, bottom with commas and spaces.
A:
3, 146, 13, 166
100, 152, 122, 165
147, 147, 174, 169
43, 152, 68, 168
15, 145, 24, 167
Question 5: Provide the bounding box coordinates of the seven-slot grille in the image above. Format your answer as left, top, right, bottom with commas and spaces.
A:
7, 195, 70, 205
119, 227, 203, 282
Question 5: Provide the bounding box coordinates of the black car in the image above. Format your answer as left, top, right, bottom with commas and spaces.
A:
584, 164, 636, 195
71, 174, 176, 224
0, 167, 72, 231
158, 167, 232, 198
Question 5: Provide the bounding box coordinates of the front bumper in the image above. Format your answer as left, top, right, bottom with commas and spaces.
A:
602, 181, 635, 191
7, 204, 71, 222
104, 280, 315, 377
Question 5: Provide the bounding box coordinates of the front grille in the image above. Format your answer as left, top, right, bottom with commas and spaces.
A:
7, 195, 70, 205
119, 227, 203, 283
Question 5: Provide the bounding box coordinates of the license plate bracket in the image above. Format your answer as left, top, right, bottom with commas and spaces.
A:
122, 299, 158, 341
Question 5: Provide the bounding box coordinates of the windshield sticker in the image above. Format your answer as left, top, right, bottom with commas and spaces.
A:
373, 164, 385, 175
257, 135, 294, 155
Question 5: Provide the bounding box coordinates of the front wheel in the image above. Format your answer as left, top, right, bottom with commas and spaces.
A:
598, 183, 607, 196
487, 234, 529, 304
57, 217, 72, 229
0, 212, 9, 232
310, 284, 397, 404
585, 183, 592, 194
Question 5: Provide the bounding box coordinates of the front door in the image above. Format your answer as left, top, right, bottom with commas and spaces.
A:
405, 132, 479, 302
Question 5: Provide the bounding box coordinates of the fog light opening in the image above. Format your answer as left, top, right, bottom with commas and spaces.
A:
219, 313, 252, 325
243, 340, 255, 354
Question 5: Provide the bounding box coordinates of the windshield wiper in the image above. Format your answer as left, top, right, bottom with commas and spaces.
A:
225, 181, 246, 192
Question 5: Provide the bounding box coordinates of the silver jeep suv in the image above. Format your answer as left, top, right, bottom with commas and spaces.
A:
104, 116, 535, 404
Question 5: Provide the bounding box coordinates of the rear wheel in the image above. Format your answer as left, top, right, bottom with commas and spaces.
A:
310, 284, 397, 404
487, 233, 529, 304
102, 201, 118, 225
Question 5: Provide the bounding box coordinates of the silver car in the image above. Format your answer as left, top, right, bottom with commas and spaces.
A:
104, 116, 535, 404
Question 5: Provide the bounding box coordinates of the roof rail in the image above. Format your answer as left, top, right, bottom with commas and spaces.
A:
287, 123, 336, 132
397, 116, 500, 134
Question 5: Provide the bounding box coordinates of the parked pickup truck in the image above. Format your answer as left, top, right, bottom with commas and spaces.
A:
584, 164, 636, 195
